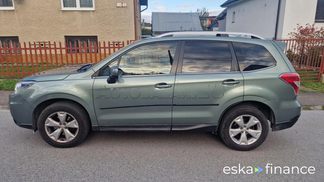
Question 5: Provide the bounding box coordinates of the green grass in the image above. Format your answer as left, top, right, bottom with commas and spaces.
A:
0, 79, 18, 91
302, 106, 312, 110
299, 89, 314, 93
0, 64, 59, 79
301, 82, 324, 93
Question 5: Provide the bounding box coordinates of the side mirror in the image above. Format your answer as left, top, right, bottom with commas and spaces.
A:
107, 66, 119, 84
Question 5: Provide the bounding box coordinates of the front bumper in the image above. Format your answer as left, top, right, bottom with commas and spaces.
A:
272, 115, 300, 131
9, 93, 35, 130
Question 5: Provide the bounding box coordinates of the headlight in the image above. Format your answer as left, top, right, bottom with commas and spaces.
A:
14, 81, 36, 95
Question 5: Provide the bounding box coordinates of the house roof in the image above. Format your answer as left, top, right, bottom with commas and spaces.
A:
207, 19, 218, 29
216, 9, 227, 20
220, 0, 244, 7
152, 12, 203, 32
316, 0, 324, 21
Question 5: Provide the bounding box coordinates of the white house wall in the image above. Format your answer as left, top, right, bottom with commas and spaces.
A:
218, 18, 227, 31
225, 0, 280, 39
280, 0, 319, 39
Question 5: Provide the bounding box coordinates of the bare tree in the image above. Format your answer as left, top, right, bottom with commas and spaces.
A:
197, 7, 208, 17
197, 7, 209, 31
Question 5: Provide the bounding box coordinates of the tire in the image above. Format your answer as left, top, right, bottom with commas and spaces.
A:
38, 101, 90, 148
219, 105, 269, 151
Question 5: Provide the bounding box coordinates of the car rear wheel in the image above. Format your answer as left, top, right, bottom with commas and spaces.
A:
38, 101, 90, 148
219, 105, 269, 151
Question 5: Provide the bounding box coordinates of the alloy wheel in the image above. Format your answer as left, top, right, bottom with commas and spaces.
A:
229, 115, 262, 145
44, 112, 79, 143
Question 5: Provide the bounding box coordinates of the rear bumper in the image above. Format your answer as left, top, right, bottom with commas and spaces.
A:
272, 115, 300, 131
265, 98, 301, 131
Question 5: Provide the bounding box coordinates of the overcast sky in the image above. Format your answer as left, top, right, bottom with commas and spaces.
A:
141, 0, 225, 23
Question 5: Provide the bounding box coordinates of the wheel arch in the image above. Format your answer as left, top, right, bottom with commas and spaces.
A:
217, 101, 275, 132
32, 97, 97, 131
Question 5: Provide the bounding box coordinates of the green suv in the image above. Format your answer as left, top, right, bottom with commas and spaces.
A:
9, 35, 301, 150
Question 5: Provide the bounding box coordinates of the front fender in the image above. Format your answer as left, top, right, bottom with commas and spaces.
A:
20, 79, 98, 126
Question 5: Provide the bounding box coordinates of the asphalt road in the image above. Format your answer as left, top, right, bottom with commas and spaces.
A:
0, 110, 323, 182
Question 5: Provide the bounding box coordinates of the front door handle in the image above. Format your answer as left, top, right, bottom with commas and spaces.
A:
155, 83, 172, 89
222, 79, 240, 85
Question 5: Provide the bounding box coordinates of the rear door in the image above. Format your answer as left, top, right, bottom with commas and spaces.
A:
172, 40, 244, 129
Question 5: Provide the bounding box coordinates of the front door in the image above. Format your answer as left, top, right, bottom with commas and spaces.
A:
93, 41, 180, 130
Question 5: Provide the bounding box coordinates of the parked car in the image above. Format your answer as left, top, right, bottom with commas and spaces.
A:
9, 33, 301, 150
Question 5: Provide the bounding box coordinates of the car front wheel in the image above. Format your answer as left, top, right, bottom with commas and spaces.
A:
219, 105, 269, 151
38, 101, 90, 148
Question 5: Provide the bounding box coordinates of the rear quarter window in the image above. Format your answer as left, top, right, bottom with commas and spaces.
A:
233, 42, 277, 71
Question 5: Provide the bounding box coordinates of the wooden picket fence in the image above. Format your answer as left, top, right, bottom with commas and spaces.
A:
276, 39, 324, 82
0, 40, 135, 78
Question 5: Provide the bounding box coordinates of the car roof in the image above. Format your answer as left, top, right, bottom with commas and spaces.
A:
155, 31, 265, 39
133, 36, 271, 46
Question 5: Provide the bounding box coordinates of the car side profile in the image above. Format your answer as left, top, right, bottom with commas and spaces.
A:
9, 33, 301, 150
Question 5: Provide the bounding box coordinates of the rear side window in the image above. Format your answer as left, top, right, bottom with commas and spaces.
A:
233, 42, 276, 71
182, 41, 232, 73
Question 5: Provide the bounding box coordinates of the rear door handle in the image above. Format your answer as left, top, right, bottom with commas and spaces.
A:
155, 83, 172, 89
222, 79, 240, 85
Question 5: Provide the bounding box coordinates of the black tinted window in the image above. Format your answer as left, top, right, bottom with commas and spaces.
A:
182, 41, 232, 73
233, 42, 276, 71
119, 42, 177, 75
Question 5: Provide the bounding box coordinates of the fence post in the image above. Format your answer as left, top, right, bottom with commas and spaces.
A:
319, 48, 324, 81
0, 44, 4, 78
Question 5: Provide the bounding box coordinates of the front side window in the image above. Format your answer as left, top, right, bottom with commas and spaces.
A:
181, 41, 232, 73
62, 0, 94, 10
118, 42, 178, 76
0, 0, 14, 10
233, 42, 276, 71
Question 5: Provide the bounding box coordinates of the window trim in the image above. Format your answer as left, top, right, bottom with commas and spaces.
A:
0, 0, 14, 10
94, 40, 182, 78
61, 0, 95, 11
177, 40, 238, 74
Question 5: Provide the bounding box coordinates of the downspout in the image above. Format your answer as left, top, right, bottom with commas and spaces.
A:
274, 0, 281, 40
133, 0, 138, 40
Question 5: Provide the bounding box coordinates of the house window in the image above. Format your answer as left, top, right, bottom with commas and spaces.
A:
0, 0, 14, 10
61, 0, 95, 10
0, 36, 19, 54
232, 12, 235, 23
65, 36, 98, 53
315, 0, 324, 22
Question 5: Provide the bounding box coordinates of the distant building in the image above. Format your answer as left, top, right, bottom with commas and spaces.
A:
152, 12, 203, 36
0, 0, 148, 48
215, 9, 227, 31
219, 0, 324, 39
199, 13, 217, 31
141, 22, 152, 30
207, 18, 220, 31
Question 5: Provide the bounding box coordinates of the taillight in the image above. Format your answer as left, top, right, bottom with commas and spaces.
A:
280, 73, 300, 95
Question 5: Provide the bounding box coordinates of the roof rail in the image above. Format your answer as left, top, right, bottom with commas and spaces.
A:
155, 31, 266, 40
